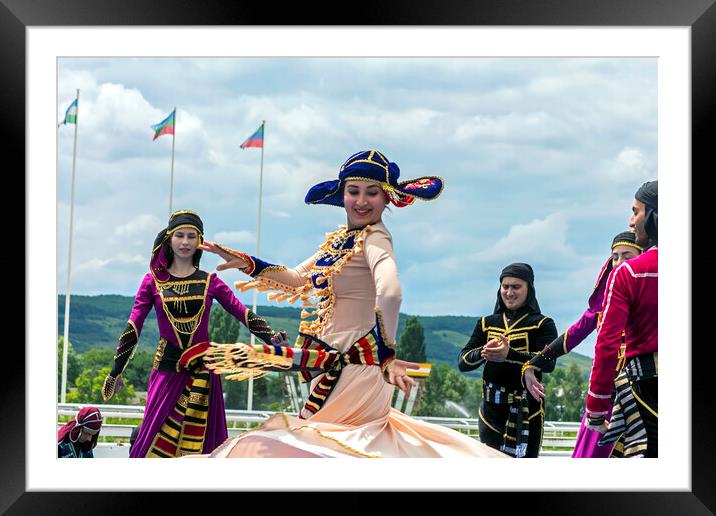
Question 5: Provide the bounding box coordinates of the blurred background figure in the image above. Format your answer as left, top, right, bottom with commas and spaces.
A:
57, 406, 103, 458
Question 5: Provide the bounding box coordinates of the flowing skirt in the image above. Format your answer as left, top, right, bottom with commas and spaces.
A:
571, 408, 615, 458
130, 368, 228, 458
208, 362, 505, 458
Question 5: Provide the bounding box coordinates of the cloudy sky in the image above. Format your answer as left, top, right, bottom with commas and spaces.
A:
57, 57, 657, 357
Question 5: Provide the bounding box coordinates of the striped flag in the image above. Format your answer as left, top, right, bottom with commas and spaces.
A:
240, 123, 264, 149
58, 98, 78, 127
151, 109, 176, 141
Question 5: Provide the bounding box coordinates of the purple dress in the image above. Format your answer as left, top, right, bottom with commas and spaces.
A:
558, 258, 619, 458
118, 269, 266, 458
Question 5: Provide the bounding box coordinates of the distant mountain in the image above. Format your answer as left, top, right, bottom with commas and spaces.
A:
57, 295, 593, 378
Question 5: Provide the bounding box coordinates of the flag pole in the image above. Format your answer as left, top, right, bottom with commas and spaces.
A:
168, 108, 176, 217
247, 120, 265, 412
61, 88, 79, 403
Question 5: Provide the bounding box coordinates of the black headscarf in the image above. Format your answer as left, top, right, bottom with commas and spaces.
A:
150, 210, 204, 282
494, 262, 541, 315
611, 229, 643, 253
635, 180, 657, 245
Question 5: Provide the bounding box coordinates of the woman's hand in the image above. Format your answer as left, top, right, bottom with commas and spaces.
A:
481, 335, 509, 362
199, 241, 249, 271
270, 331, 289, 346
385, 359, 420, 397
523, 367, 545, 400
101, 374, 123, 401
586, 414, 609, 434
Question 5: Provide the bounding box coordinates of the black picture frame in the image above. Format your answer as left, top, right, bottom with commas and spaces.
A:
5, 0, 709, 513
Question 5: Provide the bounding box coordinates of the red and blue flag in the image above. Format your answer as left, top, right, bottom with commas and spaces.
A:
240, 123, 264, 149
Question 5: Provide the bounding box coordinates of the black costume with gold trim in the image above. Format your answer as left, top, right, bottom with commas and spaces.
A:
459, 306, 557, 457
459, 262, 558, 457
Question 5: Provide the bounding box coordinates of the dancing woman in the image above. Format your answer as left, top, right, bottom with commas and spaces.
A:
101, 210, 278, 457
200, 150, 505, 458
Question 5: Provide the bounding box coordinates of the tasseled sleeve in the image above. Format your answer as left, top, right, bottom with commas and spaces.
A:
210, 273, 277, 345
214, 242, 318, 303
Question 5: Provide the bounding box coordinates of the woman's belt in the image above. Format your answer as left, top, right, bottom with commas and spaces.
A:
205, 312, 396, 419
153, 338, 212, 373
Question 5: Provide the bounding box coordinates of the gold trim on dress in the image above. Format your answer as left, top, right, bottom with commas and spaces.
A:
233, 225, 372, 338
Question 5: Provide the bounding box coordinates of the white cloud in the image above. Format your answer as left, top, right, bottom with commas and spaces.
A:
340, 107, 440, 141
114, 214, 162, 237
602, 147, 652, 183
454, 111, 569, 144
475, 212, 574, 263
75, 254, 145, 273
208, 148, 228, 168
56, 57, 658, 325
213, 230, 255, 245
75, 258, 111, 272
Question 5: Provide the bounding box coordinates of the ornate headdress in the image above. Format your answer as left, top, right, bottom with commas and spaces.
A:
304, 150, 444, 208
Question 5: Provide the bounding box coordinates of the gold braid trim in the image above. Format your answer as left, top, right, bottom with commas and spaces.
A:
299, 225, 370, 336
374, 306, 396, 349
204, 342, 293, 381
278, 413, 382, 458
611, 241, 644, 253
381, 355, 395, 375
156, 275, 210, 342
234, 225, 372, 338
113, 322, 139, 376
258, 265, 289, 276
520, 362, 539, 388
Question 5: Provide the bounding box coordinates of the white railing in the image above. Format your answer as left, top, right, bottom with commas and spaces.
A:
59, 403, 580, 457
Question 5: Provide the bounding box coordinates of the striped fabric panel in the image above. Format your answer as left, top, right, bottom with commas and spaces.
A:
298, 322, 395, 419
482, 381, 531, 458
624, 352, 658, 382
483, 381, 515, 405
598, 369, 648, 458
145, 370, 212, 458
500, 397, 530, 458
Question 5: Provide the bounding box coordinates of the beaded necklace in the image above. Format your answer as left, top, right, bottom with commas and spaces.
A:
235, 224, 371, 337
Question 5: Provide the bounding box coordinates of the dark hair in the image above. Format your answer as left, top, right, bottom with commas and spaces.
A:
163, 236, 202, 269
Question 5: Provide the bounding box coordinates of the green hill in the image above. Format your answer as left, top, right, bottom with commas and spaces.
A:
57, 295, 592, 378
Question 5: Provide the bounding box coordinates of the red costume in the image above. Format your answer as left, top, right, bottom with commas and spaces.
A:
586, 246, 658, 417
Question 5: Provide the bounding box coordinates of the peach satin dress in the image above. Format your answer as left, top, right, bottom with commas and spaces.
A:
208, 222, 505, 458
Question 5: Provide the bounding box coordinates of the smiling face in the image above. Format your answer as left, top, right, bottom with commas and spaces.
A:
170, 228, 199, 260
343, 180, 387, 228
500, 276, 529, 311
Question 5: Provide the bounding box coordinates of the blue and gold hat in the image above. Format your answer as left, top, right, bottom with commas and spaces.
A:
304, 150, 444, 207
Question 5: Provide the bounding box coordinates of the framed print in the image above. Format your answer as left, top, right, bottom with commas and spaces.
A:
5, 0, 710, 513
